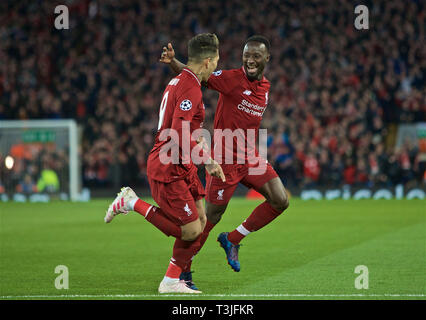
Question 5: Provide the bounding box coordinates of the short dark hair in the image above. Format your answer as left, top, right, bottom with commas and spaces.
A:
188, 33, 219, 63
244, 35, 270, 52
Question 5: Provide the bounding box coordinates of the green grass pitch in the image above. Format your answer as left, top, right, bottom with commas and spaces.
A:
0, 197, 425, 300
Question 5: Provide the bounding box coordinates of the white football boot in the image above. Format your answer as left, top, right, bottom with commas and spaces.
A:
158, 279, 202, 294
104, 187, 138, 223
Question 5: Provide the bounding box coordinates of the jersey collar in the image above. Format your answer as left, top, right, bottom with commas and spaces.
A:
183, 67, 201, 86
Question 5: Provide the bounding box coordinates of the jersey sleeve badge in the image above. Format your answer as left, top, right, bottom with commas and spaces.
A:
180, 99, 192, 111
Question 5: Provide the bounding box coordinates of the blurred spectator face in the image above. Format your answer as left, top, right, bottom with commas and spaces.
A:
320, 150, 328, 163
24, 174, 33, 185
357, 159, 366, 171
242, 42, 270, 81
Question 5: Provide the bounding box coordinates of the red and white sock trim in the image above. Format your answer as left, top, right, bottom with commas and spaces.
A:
144, 205, 154, 218
236, 224, 251, 236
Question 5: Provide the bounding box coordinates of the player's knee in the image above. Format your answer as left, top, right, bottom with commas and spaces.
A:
181, 224, 202, 241
183, 229, 202, 241
195, 201, 206, 224
199, 212, 207, 226
206, 205, 226, 224
270, 190, 289, 213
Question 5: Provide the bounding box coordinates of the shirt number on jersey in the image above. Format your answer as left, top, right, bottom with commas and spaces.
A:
157, 91, 169, 130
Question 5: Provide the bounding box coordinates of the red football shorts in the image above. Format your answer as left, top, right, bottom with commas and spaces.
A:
148, 171, 206, 226
206, 161, 278, 205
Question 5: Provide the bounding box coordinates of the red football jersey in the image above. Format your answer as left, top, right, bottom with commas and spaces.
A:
207, 67, 270, 164
147, 68, 205, 182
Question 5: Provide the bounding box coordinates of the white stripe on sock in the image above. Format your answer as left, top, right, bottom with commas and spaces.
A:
163, 276, 179, 283
144, 205, 153, 218
236, 224, 251, 236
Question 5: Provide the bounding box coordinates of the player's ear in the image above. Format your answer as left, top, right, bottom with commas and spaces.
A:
265, 53, 270, 62
204, 57, 211, 69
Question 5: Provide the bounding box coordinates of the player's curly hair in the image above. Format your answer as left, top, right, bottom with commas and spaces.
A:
188, 33, 219, 63
244, 35, 270, 52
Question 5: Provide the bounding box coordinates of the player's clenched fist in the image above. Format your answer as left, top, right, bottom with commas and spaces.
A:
205, 159, 226, 182
159, 43, 175, 64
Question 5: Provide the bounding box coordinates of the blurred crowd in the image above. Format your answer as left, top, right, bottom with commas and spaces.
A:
0, 0, 425, 191
0, 144, 65, 194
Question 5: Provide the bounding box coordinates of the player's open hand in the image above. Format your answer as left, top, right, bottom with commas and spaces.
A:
159, 43, 175, 64
205, 159, 226, 182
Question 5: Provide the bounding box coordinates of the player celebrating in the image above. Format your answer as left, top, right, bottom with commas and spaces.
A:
160, 35, 289, 285
104, 33, 225, 294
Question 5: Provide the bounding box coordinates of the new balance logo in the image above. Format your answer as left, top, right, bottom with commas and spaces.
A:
217, 189, 224, 201
243, 90, 252, 95
184, 203, 192, 216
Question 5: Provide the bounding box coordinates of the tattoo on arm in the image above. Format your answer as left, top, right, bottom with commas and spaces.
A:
171, 58, 186, 74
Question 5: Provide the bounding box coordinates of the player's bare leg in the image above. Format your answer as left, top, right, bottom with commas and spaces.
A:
228, 176, 289, 240
227, 177, 289, 244
257, 177, 289, 213
205, 202, 228, 224
180, 217, 204, 241
221, 177, 289, 271
195, 199, 207, 231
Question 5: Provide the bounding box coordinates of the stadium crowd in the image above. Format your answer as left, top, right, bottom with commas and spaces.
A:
0, 0, 425, 192
0, 143, 66, 195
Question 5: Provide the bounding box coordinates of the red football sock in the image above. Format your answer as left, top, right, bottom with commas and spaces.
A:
197, 219, 216, 250
134, 199, 182, 238
172, 236, 202, 271
227, 229, 245, 245
182, 220, 216, 273
182, 261, 192, 273
133, 198, 152, 217
228, 201, 281, 245
165, 261, 181, 279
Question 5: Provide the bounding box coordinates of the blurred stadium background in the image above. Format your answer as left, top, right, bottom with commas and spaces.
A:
0, 0, 425, 301
0, 0, 425, 200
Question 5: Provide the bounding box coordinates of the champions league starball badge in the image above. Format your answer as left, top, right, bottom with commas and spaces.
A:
180, 99, 192, 111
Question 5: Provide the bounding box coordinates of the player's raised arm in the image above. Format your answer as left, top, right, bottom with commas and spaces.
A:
159, 43, 186, 74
